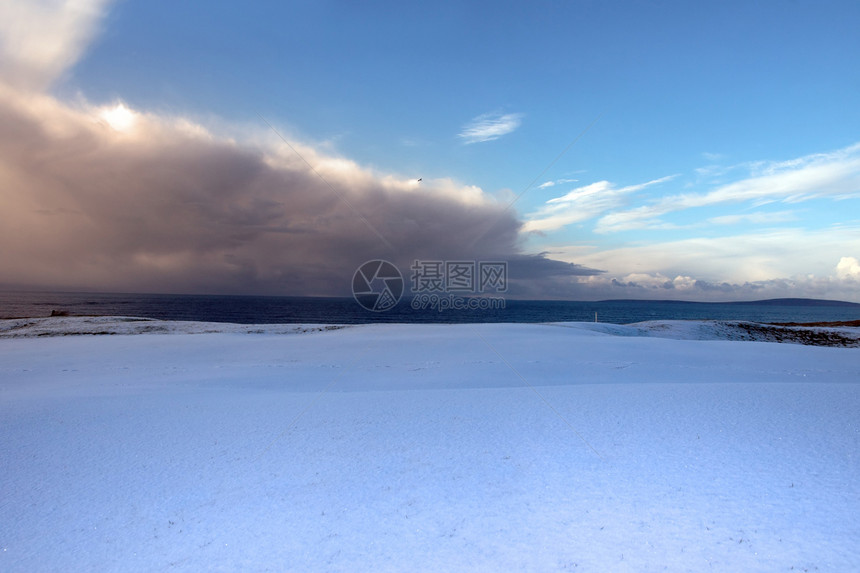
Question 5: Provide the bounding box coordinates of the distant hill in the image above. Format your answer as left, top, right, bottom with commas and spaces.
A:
598, 298, 860, 307
728, 298, 860, 307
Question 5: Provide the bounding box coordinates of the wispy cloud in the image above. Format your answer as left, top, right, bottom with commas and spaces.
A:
596, 143, 860, 233
523, 175, 677, 233
526, 145, 860, 236
458, 112, 523, 144
706, 210, 799, 226
701, 151, 724, 162
536, 177, 579, 189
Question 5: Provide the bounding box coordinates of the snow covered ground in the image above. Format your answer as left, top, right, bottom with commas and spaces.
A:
1, 318, 858, 571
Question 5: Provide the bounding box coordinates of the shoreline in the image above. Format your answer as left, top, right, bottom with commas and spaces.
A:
2, 315, 859, 347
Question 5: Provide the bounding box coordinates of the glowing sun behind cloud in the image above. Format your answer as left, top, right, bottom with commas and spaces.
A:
100, 103, 137, 131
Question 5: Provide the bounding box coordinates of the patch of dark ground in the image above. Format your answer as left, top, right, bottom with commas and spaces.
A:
770, 319, 860, 328
0, 317, 349, 338
740, 321, 860, 347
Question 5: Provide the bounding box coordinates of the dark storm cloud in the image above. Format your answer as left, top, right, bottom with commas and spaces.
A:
0, 2, 600, 297
0, 89, 597, 296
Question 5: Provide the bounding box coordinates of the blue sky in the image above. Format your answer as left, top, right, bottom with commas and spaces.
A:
2, 0, 859, 300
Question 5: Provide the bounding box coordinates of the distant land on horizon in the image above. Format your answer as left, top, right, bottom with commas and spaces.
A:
2, 289, 859, 307
594, 297, 860, 307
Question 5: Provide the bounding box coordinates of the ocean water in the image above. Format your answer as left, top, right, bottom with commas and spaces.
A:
1, 291, 859, 325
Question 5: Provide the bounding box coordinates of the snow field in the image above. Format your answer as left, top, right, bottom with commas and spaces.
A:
1, 322, 858, 571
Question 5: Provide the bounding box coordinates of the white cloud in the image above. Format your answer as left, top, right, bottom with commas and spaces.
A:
458, 112, 523, 144
0, 0, 111, 90
567, 253, 860, 303
612, 272, 697, 290
549, 226, 860, 298
596, 143, 860, 233
523, 175, 677, 233
836, 256, 860, 279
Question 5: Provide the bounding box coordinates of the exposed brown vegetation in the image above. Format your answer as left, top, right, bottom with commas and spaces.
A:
738, 322, 860, 347
769, 319, 860, 328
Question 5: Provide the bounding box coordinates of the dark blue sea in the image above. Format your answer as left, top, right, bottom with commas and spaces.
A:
1, 291, 859, 325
